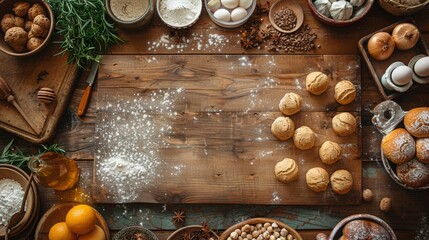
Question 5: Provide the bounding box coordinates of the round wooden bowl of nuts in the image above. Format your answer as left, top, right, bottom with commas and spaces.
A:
219, 218, 303, 240
0, 0, 55, 57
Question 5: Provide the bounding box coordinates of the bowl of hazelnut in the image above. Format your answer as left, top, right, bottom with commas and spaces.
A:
0, 0, 54, 57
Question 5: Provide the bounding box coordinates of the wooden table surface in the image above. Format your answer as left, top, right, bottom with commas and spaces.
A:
1, 0, 429, 239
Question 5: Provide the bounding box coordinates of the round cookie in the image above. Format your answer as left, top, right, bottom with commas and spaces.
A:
381, 128, 415, 164
279, 92, 302, 116
306, 167, 330, 192
319, 141, 341, 165
416, 138, 429, 163
396, 158, 429, 188
306, 71, 329, 95
332, 112, 357, 136
404, 107, 429, 138
293, 126, 316, 150
271, 116, 295, 140
274, 158, 299, 183
330, 169, 353, 194
334, 80, 356, 105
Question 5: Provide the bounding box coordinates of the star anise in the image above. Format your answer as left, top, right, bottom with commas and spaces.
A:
200, 222, 211, 238
183, 233, 191, 240
132, 232, 145, 240
172, 211, 186, 224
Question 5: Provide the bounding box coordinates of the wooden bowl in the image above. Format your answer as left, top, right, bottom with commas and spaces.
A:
219, 218, 302, 240
35, 202, 111, 240
307, 0, 374, 26
0, 0, 55, 57
113, 226, 159, 240
0, 164, 37, 239
269, 0, 304, 33
328, 214, 397, 240
167, 225, 219, 240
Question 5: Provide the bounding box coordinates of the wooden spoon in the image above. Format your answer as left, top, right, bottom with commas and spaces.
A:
4, 172, 34, 240
0, 76, 38, 134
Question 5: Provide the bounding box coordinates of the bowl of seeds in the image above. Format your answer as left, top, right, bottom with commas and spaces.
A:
269, 0, 304, 33
167, 224, 219, 240
219, 218, 303, 240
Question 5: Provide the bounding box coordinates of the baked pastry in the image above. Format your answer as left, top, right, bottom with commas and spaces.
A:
271, 116, 295, 140
334, 80, 356, 105
306, 71, 329, 95
274, 158, 299, 183
332, 112, 357, 136
396, 158, 429, 188
416, 138, 429, 163
319, 141, 341, 165
381, 128, 415, 164
279, 92, 302, 116
306, 167, 329, 192
330, 169, 353, 194
293, 126, 316, 150
342, 219, 391, 240
404, 107, 429, 138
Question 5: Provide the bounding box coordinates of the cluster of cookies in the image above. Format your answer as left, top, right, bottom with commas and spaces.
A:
381, 107, 429, 188
272, 71, 357, 195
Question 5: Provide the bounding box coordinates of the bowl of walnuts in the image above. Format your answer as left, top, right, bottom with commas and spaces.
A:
0, 0, 54, 57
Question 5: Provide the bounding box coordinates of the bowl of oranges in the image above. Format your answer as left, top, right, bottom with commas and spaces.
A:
35, 202, 110, 240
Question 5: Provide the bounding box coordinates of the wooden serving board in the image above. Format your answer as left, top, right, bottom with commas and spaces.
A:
94, 55, 362, 205
0, 44, 78, 143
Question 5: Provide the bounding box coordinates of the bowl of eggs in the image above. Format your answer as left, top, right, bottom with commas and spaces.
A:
307, 0, 374, 26
205, 0, 256, 28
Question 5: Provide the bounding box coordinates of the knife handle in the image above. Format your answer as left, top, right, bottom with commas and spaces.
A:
77, 85, 93, 117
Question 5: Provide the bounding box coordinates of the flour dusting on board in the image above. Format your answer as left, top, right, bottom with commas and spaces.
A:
95, 88, 185, 202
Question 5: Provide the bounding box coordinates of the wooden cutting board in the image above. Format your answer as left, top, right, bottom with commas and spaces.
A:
0, 44, 78, 143
94, 55, 362, 205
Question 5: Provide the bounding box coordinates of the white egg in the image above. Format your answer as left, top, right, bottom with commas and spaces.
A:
214, 8, 231, 21
239, 0, 253, 9
208, 0, 221, 12
231, 7, 247, 21
221, 0, 239, 9
414, 56, 429, 77
391, 65, 413, 86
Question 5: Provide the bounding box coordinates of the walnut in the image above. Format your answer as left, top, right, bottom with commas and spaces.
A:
1, 14, 24, 33
380, 197, 391, 212
27, 37, 44, 51
28, 3, 46, 21
362, 189, 373, 202
24, 20, 33, 32
13, 1, 31, 17
29, 15, 50, 38
4, 26, 28, 47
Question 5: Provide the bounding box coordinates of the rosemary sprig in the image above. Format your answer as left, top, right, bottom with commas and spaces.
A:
0, 140, 66, 168
46, 0, 124, 69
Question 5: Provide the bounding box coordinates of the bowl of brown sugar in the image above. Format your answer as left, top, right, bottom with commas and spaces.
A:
105, 0, 154, 29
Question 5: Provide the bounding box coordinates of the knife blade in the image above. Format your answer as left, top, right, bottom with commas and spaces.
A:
77, 61, 99, 117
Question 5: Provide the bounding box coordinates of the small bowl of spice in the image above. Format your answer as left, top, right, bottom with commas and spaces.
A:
113, 226, 159, 240
105, 0, 154, 29
205, 0, 256, 28
269, 0, 304, 33
157, 0, 202, 29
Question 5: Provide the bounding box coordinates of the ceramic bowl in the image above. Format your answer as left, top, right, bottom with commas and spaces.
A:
205, 0, 256, 28
167, 225, 219, 240
0, 164, 38, 240
329, 214, 397, 240
157, 0, 202, 29
105, 0, 154, 29
0, 0, 55, 57
219, 218, 302, 240
269, 0, 304, 33
35, 202, 111, 240
113, 226, 158, 240
307, 0, 374, 26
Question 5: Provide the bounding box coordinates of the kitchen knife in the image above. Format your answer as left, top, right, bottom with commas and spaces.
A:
77, 61, 99, 117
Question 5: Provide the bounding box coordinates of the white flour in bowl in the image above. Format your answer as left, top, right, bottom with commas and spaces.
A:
0, 179, 24, 226
159, 0, 200, 26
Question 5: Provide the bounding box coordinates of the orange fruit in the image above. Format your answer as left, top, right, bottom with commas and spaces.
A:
48, 222, 77, 240
65, 204, 97, 234
78, 225, 106, 240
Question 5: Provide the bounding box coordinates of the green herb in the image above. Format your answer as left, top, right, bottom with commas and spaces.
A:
0, 139, 66, 168
46, 0, 124, 69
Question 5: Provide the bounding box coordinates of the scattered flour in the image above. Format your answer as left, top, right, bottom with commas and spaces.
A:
0, 179, 24, 226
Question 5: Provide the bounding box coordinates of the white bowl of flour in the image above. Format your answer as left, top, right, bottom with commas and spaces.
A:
157, 0, 203, 29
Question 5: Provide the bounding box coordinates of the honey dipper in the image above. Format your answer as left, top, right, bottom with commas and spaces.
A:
0, 76, 38, 134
